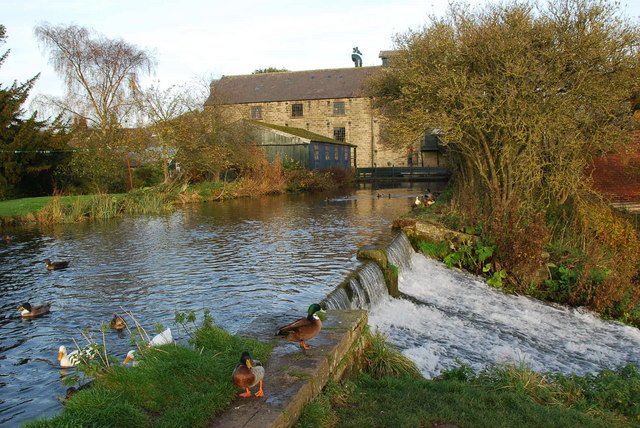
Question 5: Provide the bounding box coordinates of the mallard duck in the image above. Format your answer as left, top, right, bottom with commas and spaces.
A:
58, 345, 95, 368
276, 303, 325, 350
232, 351, 265, 398
122, 350, 138, 366
110, 314, 127, 332
149, 328, 172, 346
18, 302, 51, 318
44, 258, 70, 270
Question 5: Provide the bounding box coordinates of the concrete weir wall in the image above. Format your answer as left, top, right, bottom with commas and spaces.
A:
211, 309, 368, 428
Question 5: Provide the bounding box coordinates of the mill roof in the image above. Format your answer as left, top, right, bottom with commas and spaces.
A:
205, 67, 381, 105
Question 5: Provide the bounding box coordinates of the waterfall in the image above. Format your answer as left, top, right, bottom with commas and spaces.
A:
368, 252, 640, 378
323, 262, 388, 310
322, 232, 415, 310
386, 231, 414, 271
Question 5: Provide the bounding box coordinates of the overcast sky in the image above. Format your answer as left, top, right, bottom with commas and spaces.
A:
2, 0, 639, 107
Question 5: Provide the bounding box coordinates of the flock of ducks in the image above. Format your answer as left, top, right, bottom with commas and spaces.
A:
20, 266, 325, 401
19, 258, 175, 370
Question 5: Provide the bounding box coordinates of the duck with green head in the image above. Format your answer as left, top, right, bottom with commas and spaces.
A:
18, 302, 51, 319
276, 303, 325, 350
232, 351, 265, 398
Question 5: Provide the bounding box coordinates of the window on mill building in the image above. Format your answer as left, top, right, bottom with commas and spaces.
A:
333, 127, 346, 142
250, 106, 262, 120
333, 101, 345, 115
291, 103, 303, 117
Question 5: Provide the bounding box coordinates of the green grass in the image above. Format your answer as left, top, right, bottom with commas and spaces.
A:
297, 372, 631, 428
0, 195, 96, 217
25, 324, 272, 428
297, 333, 639, 428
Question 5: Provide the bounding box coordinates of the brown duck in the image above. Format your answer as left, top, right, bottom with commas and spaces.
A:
110, 314, 127, 332
18, 302, 51, 318
232, 351, 265, 398
276, 303, 324, 350
44, 259, 70, 270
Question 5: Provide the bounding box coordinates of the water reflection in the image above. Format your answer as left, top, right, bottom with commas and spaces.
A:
0, 184, 438, 426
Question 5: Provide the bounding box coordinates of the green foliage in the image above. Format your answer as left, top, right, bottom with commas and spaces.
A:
0, 26, 72, 200
416, 240, 449, 259
133, 162, 164, 187
443, 239, 495, 273
297, 361, 639, 428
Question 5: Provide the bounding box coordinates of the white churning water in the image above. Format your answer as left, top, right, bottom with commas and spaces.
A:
369, 251, 640, 378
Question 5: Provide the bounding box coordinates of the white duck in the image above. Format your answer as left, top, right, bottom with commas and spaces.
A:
122, 350, 138, 366
58, 345, 94, 368
149, 328, 173, 346
122, 328, 173, 367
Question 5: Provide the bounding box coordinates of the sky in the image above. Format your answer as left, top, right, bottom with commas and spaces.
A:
2, 0, 640, 109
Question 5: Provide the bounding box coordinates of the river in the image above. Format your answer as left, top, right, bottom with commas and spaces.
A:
0, 185, 427, 427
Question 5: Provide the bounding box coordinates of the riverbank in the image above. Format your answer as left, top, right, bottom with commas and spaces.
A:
0, 169, 352, 226
25, 317, 272, 427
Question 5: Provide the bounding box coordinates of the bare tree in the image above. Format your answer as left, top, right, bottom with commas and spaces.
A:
34, 23, 155, 134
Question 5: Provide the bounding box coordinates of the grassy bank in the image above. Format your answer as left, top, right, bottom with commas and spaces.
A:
296, 333, 640, 428
0, 168, 352, 226
26, 317, 271, 428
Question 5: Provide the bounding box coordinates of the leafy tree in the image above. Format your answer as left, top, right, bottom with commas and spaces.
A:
368, 0, 640, 308
135, 84, 200, 183
368, 0, 640, 218
0, 24, 70, 199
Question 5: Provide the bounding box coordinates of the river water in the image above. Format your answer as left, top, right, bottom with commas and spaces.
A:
0, 186, 425, 427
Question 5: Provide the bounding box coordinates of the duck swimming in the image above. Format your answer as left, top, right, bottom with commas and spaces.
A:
44, 259, 70, 270
58, 345, 95, 368
18, 302, 51, 319
276, 303, 324, 350
110, 314, 127, 332
232, 351, 265, 398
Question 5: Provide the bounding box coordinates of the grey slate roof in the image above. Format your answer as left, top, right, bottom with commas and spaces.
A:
205, 66, 381, 106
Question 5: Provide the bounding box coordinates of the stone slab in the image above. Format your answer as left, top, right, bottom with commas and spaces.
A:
210, 309, 368, 428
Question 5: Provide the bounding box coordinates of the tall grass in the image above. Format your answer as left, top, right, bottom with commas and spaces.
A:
359, 330, 422, 379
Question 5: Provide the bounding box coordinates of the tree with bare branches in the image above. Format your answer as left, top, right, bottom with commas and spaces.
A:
34, 23, 155, 133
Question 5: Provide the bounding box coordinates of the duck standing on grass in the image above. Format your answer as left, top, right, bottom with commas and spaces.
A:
18, 302, 51, 318
44, 258, 69, 270
276, 303, 325, 350
232, 351, 265, 398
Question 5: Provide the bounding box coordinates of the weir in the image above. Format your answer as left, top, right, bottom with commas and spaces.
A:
322, 232, 414, 310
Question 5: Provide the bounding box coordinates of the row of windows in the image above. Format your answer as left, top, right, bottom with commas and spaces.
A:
313, 145, 348, 161
250, 101, 347, 120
